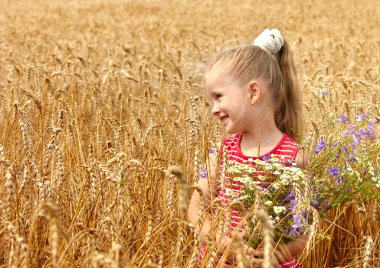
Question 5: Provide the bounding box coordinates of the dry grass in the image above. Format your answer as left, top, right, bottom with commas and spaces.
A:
0, 0, 379, 267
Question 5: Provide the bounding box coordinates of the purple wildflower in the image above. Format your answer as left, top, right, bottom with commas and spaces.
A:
314, 140, 327, 154
368, 121, 374, 130
329, 167, 339, 177
200, 165, 207, 179
284, 190, 297, 211
286, 190, 295, 200
342, 145, 348, 153
343, 124, 356, 136
321, 91, 329, 96
262, 154, 271, 161
292, 215, 302, 227
358, 128, 368, 136
337, 114, 349, 124
336, 175, 343, 185
348, 124, 356, 134
356, 113, 368, 122
311, 194, 326, 209
352, 134, 361, 148
289, 199, 297, 211
290, 215, 303, 237
323, 203, 332, 212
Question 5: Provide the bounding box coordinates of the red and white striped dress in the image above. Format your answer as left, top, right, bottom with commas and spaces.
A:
199, 133, 301, 268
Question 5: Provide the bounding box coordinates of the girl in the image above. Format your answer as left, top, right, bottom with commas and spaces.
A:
188, 29, 309, 267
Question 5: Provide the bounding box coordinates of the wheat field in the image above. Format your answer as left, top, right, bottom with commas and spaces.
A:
0, 0, 379, 267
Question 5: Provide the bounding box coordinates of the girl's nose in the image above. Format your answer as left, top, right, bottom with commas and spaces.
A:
211, 103, 219, 116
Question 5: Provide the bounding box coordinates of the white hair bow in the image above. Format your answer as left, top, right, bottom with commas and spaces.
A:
253, 29, 284, 54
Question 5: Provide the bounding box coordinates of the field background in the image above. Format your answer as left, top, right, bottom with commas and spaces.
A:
0, 0, 379, 267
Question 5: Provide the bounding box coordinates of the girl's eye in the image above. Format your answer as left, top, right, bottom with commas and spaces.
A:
215, 94, 222, 100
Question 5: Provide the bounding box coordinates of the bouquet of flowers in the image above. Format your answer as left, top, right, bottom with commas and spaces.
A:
309, 110, 380, 213
225, 156, 315, 248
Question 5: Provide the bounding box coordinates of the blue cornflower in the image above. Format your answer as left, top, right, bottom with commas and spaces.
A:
337, 114, 349, 124
329, 167, 339, 177
314, 140, 327, 154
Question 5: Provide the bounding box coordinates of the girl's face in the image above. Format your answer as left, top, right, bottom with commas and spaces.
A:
206, 68, 251, 134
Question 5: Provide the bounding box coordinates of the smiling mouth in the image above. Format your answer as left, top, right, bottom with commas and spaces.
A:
219, 116, 228, 124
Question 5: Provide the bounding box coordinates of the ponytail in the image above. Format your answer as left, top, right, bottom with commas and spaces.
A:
274, 41, 303, 143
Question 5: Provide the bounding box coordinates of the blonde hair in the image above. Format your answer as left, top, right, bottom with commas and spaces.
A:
207, 41, 303, 142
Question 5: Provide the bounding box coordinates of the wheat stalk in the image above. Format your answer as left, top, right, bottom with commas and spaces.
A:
256, 210, 275, 268
167, 165, 188, 217
187, 223, 201, 268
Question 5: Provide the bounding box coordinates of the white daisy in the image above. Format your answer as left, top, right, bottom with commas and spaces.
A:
273, 182, 282, 190
265, 200, 273, 206
239, 195, 248, 200
225, 188, 233, 196
239, 177, 248, 184
273, 206, 286, 214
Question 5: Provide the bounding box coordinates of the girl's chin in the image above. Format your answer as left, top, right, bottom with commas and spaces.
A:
225, 126, 238, 134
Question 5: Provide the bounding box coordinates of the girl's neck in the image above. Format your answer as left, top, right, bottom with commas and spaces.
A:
240, 123, 283, 157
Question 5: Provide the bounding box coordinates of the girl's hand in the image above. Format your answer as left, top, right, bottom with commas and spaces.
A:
216, 235, 264, 267
245, 247, 263, 268
273, 243, 293, 268
245, 244, 294, 268
221, 247, 263, 268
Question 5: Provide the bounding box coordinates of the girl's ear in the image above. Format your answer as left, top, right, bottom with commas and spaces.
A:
247, 81, 261, 105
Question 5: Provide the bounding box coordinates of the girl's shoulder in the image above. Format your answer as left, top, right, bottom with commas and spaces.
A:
281, 133, 300, 148
277, 133, 301, 162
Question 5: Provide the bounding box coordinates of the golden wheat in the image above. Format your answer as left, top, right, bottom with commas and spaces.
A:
0, 0, 379, 267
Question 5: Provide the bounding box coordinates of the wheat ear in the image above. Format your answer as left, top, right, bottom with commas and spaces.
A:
256, 210, 275, 268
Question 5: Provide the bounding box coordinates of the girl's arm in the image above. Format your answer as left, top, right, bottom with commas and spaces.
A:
187, 151, 219, 238
187, 176, 212, 238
